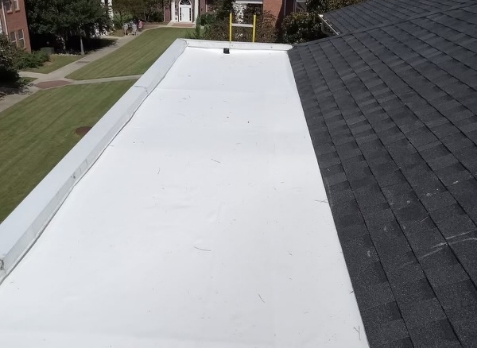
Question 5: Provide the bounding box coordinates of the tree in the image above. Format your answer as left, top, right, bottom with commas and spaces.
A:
306, 0, 365, 13
281, 12, 324, 44
64, 0, 111, 55
212, 0, 234, 20
0, 35, 19, 86
113, 0, 168, 22
113, 0, 144, 19
25, 0, 111, 54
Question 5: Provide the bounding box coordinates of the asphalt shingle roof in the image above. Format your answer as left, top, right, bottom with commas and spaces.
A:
289, 2, 477, 347
323, 0, 472, 34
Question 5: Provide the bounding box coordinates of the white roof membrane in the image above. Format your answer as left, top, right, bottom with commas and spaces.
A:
0, 46, 368, 347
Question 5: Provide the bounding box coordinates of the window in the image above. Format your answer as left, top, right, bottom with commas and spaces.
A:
4, 0, 12, 12
13, 0, 19, 10
205, 0, 214, 12
9, 31, 16, 44
17, 29, 24, 48
294, 0, 306, 12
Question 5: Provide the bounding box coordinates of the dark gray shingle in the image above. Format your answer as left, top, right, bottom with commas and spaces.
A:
323, 0, 472, 34
289, 2, 477, 347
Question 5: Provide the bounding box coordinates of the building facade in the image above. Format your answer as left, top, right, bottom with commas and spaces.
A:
164, 0, 201, 23
0, 0, 31, 51
163, 0, 296, 25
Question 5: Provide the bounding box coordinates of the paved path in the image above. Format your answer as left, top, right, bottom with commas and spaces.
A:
0, 87, 39, 113
19, 35, 136, 82
1, 34, 137, 113
1, 25, 188, 113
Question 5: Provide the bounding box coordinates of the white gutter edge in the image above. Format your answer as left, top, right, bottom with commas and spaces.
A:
185, 39, 293, 51
0, 39, 188, 283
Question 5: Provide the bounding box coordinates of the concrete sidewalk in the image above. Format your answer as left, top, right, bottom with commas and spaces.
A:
1, 26, 186, 113
19, 35, 136, 82
1, 35, 137, 113
0, 87, 39, 113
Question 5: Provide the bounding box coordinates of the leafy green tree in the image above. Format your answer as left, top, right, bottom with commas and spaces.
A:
212, 0, 234, 20
25, 0, 111, 55
306, 0, 364, 13
113, 0, 144, 19
0, 35, 19, 86
113, 0, 167, 22
281, 12, 324, 43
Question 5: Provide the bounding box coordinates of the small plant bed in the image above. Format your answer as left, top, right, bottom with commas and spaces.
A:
24, 54, 82, 74
20, 77, 36, 84
0, 78, 36, 99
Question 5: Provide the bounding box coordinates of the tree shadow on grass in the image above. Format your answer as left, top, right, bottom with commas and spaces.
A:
0, 78, 35, 99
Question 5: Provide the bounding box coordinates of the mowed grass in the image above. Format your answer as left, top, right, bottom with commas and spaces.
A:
25, 54, 82, 74
67, 28, 192, 80
0, 80, 134, 222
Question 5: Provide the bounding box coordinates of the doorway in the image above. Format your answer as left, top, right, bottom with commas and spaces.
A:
179, 0, 192, 22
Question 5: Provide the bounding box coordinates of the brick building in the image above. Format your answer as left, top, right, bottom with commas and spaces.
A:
263, 0, 295, 26
164, 0, 298, 26
0, 0, 31, 52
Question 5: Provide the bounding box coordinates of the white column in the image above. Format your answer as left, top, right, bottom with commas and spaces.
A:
194, 0, 199, 23
1, 1, 9, 36
108, 0, 113, 19
171, 0, 176, 22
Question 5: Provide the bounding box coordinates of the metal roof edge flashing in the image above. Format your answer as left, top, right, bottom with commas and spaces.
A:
319, 14, 340, 36
0, 39, 188, 283
184, 39, 292, 51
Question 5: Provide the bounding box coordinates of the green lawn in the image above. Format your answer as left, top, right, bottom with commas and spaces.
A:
25, 54, 82, 74
0, 80, 134, 222
67, 28, 192, 80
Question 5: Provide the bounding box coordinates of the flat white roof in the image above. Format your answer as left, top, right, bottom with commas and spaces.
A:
0, 44, 368, 347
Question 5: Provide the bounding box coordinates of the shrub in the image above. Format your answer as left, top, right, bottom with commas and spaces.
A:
0, 35, 19, 85
187, 18, 205, 39
15, 50, 50, 70
281, 12, 324, 44
148, 9, 164, 22
200, 13, 216, 26
306, 0, 365, 13
113, 12, 133, 28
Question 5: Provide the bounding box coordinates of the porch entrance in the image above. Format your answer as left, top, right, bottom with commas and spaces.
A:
179, 0, 192, 22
